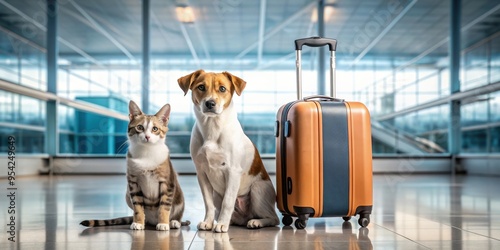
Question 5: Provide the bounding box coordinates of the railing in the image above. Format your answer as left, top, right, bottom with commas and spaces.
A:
357, 31, 500, 154
2, 23, 500, 156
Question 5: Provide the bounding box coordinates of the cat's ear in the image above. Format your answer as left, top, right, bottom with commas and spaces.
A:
155, 103, 171, 125
177, 69, 205, 95
129, 101, 143, 121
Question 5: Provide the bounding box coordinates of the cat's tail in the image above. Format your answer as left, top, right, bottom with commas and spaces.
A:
80, 217, 191, 227
80, 216, 133, 227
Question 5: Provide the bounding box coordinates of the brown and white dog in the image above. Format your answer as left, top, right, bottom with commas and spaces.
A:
178, 70, 279, 233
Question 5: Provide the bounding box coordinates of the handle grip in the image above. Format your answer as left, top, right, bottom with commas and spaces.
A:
295, 37, 337, 100
303, 95, 344, 102
294, 37, 337, 51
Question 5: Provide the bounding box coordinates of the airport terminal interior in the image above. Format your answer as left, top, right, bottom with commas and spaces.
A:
1, 0, 500, 249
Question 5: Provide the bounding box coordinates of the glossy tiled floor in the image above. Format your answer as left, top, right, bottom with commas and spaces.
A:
1, 174, 500, 249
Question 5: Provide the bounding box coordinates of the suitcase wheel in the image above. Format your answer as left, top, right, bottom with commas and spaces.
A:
358, 214, 370, 227
282, 215, 293, 226
295, 218, 307, 229
294, 213, 310, 229
342, 216, 351, 222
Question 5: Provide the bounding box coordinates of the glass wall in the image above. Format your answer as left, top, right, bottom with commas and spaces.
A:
361, 32, 500, 155
0, 90, 45, 154
58, 99, 129, 155
1, 10, 499, 157
0, 27, 47, 155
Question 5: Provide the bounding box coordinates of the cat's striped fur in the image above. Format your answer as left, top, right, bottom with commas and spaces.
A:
80, 101, 189, 230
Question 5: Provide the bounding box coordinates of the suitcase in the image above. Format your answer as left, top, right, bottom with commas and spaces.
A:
275, 37, 373, 229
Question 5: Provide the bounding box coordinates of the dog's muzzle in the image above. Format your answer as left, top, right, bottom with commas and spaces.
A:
202, 100, 218, 114
205, 100, 216, 110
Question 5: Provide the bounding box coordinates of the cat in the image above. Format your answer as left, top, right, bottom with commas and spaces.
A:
80, 100, 190, 231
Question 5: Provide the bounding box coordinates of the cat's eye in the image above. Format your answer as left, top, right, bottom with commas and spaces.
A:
136, 125, 144, 131
197, 85, 206, 91
219, 86, 226, 92
152, 126, 158, 132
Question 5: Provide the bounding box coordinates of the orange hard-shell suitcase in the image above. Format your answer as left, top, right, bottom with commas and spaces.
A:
275, 37, 373, 229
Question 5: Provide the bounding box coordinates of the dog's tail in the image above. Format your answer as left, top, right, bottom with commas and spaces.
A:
80, 216, 133, 227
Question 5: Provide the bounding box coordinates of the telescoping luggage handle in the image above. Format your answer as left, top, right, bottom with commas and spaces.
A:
295, 37, 338, 100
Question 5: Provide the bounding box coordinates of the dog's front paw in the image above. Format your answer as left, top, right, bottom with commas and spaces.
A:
197, 221, 214, 231
169, 220, 181, 229
130, 222, 145, 230
247, 219, 264, 229
213, 223, 229, 233
156, 223, 170, 231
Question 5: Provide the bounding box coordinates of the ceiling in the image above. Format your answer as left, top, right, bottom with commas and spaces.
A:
1, 0, 499, 70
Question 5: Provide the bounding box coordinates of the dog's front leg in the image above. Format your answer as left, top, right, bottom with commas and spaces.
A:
214, 168, 241, 233
197, 171, 216, 230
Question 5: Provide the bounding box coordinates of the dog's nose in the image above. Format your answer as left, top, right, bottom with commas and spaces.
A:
205, 100, 216, 109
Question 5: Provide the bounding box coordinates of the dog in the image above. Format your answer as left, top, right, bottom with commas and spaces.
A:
178, 69, 279, 233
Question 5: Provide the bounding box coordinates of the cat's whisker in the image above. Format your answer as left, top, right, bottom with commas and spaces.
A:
115, 140, 130, 155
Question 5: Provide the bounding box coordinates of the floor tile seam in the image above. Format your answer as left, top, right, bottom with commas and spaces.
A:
187, 230, 199, 249
447, 224, 500, 242
374, 223, 433, 249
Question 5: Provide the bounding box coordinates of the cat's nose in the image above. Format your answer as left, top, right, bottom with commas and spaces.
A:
145, 136, 150, 141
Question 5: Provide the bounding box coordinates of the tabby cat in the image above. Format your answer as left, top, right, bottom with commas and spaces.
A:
80, 100, 189, 230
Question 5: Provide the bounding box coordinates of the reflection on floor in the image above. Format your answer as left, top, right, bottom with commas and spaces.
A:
1, 174, 500, 249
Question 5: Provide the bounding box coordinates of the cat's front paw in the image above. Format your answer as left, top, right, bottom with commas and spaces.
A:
156, 223, 170, 231
197, 221, 213, 231
213, 223, 229, 233
130, 222, 145, 230
247, 219, 265, 229
170, 220, 181, 229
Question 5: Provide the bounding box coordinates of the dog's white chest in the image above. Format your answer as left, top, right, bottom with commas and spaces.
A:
206, 168, 227, 195
201, 141, 229, 166
195, 140, 236, 195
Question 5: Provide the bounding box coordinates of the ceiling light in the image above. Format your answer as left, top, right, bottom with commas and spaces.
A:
176, 5, 195, 24
311, 6, 334, 22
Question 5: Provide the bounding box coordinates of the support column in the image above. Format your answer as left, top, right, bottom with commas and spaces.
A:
46, 0, 58, 157
317, 0, 326, 96
142, 0, 150, 114
448, 0, 461, 174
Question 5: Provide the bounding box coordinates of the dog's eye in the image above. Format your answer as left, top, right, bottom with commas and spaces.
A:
152, 126, 158, 132
219, 86, 226, 92
136, 125, 144, 131
197, 85, 206, 91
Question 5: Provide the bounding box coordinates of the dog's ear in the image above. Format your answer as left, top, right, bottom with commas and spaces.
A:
222, 71, 246, 96
177, 69, 205, 96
